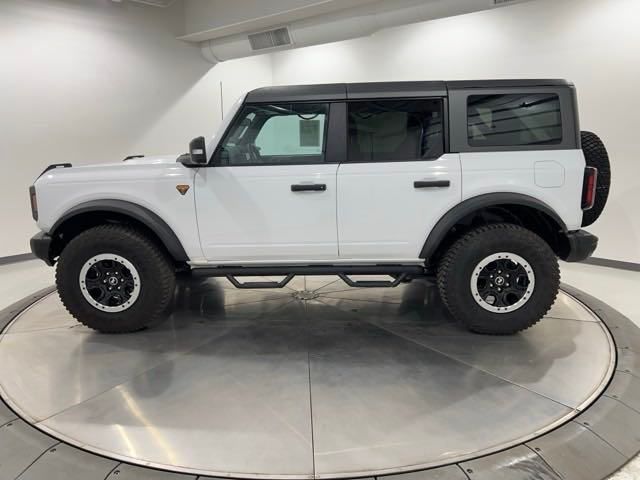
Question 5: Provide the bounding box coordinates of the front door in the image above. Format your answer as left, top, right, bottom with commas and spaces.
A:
337, 98, 462, 260
195, 102, 339, 263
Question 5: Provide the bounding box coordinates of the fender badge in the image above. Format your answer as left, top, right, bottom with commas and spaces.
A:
176, 185, 190, 195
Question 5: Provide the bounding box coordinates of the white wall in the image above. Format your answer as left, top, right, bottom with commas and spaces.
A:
0, 0, 272, 256
269, 0, 640, 264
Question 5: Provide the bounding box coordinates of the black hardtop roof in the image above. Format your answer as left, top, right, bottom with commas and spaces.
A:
245, 79, 573, 103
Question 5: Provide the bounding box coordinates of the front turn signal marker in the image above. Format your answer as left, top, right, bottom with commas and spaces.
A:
176, 185, 190, 196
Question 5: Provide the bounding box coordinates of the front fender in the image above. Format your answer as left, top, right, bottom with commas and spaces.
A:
51, 200, 189, 262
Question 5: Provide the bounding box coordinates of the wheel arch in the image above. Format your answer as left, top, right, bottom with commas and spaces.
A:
420, 193, 569, 267
48, 200, 189, 264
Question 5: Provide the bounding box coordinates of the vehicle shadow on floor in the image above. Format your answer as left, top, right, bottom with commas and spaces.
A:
63, 276, 585, 415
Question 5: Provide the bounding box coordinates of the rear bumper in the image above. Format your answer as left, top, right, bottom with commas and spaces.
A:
30, 232, 54, 266
562, 230, 598, 263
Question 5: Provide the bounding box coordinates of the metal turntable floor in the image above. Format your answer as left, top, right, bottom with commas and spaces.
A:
0, 276, 618, 479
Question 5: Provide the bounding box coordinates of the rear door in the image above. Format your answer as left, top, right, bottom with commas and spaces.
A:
337, 98, 462, 260
195, 102, 340, 263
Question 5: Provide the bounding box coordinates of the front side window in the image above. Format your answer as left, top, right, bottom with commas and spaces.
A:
467, 93, 562, 147
216, 103, 328, 166
347, 99, 444, 162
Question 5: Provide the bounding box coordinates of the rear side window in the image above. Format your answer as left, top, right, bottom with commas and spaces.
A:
467, 94, 562, 147
347, 99, 444, 162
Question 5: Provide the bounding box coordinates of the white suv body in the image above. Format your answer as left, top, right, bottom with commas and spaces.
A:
33, 148, 584, 264
29, 80, 608, 334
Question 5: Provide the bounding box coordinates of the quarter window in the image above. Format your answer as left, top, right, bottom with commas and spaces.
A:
467, 94, 562, 147
216, 103, 328, 166
347, 99, 444, 162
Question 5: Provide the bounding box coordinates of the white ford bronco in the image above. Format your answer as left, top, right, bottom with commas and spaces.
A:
29, 80, 609, 334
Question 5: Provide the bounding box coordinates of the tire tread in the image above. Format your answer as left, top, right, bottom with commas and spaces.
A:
581, 131, 611, 227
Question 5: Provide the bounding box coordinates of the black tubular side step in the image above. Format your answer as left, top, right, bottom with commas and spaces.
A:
225, 274, 295, 289
191, 265, 426, 289
192, 265, 425, 278
338, 273, 407, 288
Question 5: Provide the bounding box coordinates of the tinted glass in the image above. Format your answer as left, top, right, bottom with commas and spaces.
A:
348, 99, 444, 162
467, 94, 562, 147
216, 103, 328, 166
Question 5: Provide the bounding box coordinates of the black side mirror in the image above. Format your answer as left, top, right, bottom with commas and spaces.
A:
187, 136, 207, 165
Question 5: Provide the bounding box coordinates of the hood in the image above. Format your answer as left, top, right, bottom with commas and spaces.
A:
100, 154, 181, 167
34, 153, 185, 185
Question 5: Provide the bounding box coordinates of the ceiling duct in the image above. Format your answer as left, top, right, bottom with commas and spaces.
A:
199, 0, 533, 65
248, 28, 293, 51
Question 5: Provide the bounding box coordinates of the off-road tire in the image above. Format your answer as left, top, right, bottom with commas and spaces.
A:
437, 224, 560, 335
581, 131, 611, 227
56, 225, 176, 333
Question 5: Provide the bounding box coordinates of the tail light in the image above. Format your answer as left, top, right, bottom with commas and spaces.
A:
582, 167, 598, 210
29, 186, 38, 221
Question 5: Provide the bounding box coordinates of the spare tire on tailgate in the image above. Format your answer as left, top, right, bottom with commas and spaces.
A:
581, 131, 611, 227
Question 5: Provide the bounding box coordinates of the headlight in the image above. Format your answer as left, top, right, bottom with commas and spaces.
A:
29, 186, 38, 221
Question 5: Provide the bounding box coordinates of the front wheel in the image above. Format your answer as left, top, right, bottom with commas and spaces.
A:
436, 224, 560, 335
56, 225, 176, 333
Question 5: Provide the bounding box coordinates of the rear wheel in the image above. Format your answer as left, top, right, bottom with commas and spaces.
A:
437, 224, 559, 334
56, 225, 176, 333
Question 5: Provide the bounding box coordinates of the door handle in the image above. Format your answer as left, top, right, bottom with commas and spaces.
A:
414, 180, 450, 189
291, 183, 327, 192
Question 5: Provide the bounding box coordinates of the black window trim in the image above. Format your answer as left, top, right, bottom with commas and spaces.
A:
343, 96, 449, 164
325, 102, 347, 165
210, 101, 334, 167
209, 97, 451, 167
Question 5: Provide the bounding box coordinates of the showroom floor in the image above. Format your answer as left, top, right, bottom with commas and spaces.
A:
0, 261, 640, 479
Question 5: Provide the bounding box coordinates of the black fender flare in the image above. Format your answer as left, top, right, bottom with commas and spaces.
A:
419, 193, 568, 261
51, 199, 189, 262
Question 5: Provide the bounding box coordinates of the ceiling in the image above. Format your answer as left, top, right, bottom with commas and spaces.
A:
180, 0, 383, 42
121, 0, 534, 63
180, 0, 531, 43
